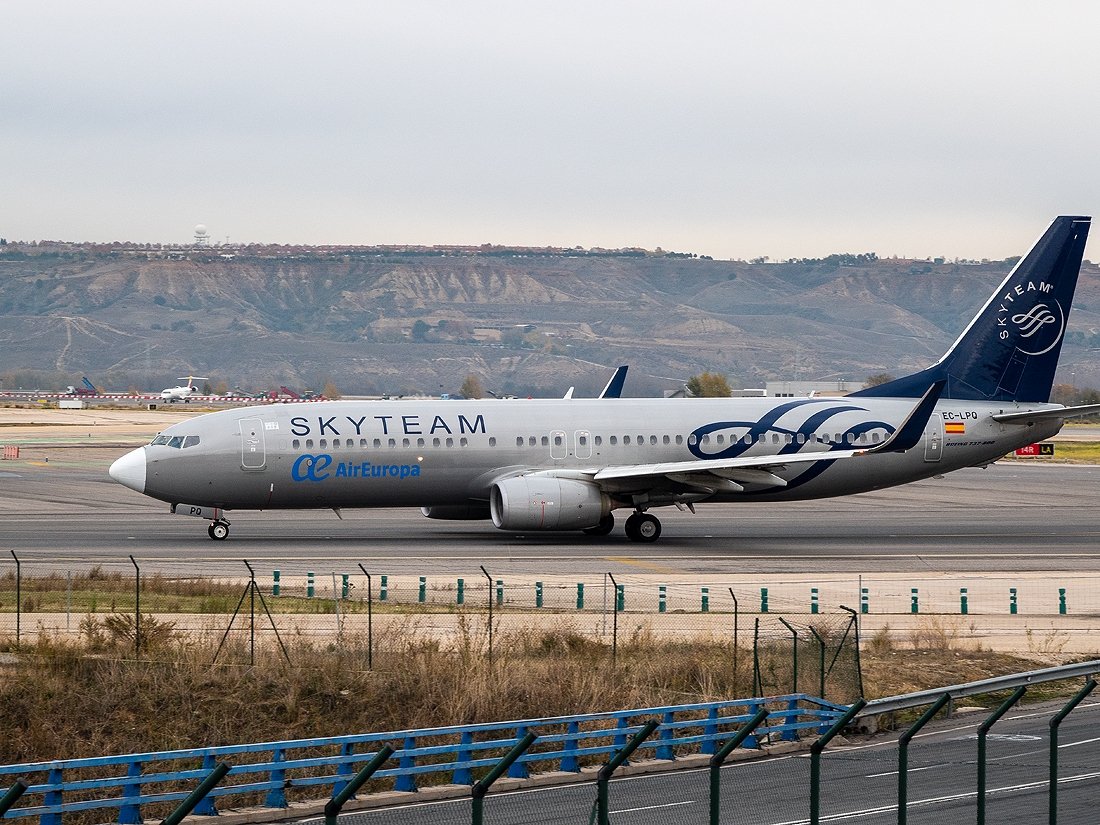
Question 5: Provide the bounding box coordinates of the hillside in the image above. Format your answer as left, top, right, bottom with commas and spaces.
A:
2, 243, 1098, 397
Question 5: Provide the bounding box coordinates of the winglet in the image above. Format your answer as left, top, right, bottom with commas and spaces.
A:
599, 366, 629, 399
866, 380, 945, 454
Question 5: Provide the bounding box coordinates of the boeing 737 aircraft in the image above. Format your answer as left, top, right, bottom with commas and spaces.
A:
110, 216, 1097, 542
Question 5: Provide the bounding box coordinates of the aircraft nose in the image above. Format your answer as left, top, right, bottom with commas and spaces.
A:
109, 447, 147, 493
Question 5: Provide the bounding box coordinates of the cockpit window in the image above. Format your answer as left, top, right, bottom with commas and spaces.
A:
151, 435, 170, 445
182, 436, 200, 448
167, 436, 184, 448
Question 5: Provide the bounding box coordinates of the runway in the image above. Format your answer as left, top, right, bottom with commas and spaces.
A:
0, 444, 1098, 577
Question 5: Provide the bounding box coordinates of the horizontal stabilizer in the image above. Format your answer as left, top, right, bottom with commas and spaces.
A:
865, 380, 944, 453
991, 402, 1100, 424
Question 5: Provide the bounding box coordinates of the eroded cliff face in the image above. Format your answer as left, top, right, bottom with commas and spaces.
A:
2, 247, 1098, 396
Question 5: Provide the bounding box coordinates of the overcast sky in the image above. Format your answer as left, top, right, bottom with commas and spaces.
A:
4, 1, 1099, 260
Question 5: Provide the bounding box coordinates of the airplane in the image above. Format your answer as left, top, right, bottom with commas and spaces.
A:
110, 216, 1098, 543
160, 376, 208, 403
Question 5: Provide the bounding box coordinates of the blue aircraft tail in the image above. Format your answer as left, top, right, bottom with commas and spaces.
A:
852, 215, 1091, 403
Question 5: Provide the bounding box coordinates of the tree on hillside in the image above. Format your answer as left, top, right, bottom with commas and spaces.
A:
322, 380, 341, 400
685, 371, 732, 397
461, 374, 485, 399
863, 372, 895, 388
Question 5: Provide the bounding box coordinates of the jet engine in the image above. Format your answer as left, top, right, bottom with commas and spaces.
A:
490, 476, 610, 531
420, 504, 492, 520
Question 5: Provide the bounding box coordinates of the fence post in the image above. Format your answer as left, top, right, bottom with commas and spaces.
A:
779, 617, 799, 696
457, 578, 465, 605
701, 586, 709, 612
839, 605, 864, 698
729, 588, 739, 697
480, 566, 493, 667
1058, 588, 1067, 615
658, 585, 667, 613
307, 571, 315, 599
577, 582, 584, 609
1010, 587, 1018, 614
272, 569, 280, 596
977, 686, 1027, 825
1049, 678, 1096, 824
811, 587, 819, 614
596, 720, 660, 825
709, 708, 769, 825
341, 574, 350, 600
496, 579, 504, 606
10, 550, 20, 647
324, 745, 394, 825
898, 693, 950, 825
809, 700, 866, 825
910, 588, 919, 614
419, 576, 427, 603
535, 581, 543, 608
160, 762, 231, 825
0, 781, 27, 818
120, 760, 143, 824
357, 564, 373, 671
808, 625, 826, 701
960, 587, 968, 615
608, 572, 620, 666
860, 586, 868, 614
129, 555, 141, 658
752, 618, 761, 696
760, 587, 769, 613
380, 574, 388, 601
471, 733, 538, 825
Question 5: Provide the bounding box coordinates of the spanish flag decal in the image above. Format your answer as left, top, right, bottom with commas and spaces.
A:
945, 422, 966, 434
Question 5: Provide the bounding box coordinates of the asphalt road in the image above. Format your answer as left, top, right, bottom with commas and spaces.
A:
0, 446, 1098, 576
298, 698, 1100, 825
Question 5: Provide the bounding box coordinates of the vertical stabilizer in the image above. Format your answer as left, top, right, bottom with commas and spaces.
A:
853, 216, 1090, 402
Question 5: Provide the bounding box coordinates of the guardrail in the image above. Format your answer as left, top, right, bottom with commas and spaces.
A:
0, 694, 845, 825
857, 657, 1100, 717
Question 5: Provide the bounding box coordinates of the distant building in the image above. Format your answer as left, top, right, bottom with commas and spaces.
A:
766, 380, 855, 397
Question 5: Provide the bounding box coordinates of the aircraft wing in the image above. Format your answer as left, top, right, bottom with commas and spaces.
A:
563, 380, 945, 492
991, 403, 1100, 424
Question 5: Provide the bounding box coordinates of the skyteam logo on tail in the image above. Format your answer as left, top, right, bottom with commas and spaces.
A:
996, 280, 1065, 356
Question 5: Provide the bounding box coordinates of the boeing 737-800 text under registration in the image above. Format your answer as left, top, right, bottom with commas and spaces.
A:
110, 216, 1097, 542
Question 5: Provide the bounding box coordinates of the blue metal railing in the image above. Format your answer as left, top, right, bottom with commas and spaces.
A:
0, 693, 846, 824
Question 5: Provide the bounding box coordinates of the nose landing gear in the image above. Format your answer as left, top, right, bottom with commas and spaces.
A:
624, 511, 661, 543
208, 519, 231, 540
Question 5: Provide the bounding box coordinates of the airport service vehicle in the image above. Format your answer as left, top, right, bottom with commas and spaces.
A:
110, 216, 1097, 542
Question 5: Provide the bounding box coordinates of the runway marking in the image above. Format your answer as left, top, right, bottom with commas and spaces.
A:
611, 799, 695, 814
769, 769, 1100, 824
603, 556, 680, 574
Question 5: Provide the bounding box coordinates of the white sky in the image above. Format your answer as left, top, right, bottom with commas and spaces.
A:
4, 1, 1099, 260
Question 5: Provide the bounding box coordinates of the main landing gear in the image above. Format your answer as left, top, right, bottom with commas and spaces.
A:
208, 519, 231, 540
624, 511, 661, 543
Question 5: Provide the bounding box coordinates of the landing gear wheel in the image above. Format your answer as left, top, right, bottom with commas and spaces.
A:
625, 512, 661, 543
208, 520, 230, 540
583, 513, 615, 536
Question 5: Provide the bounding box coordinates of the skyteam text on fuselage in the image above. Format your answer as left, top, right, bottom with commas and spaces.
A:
109, 216, 1097, 542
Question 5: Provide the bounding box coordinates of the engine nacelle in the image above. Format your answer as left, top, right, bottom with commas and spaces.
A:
420, 504, 491, 520
490, 476, 609, 531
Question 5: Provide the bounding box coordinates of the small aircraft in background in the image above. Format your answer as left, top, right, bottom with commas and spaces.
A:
161, 376, 207, 403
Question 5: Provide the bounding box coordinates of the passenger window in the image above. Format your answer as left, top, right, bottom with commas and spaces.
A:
373, 438, 382, 448
388, 438, 397, 448
624, 436, 631, 445
292, 439, 301, 449
489, 437, 496, 447
417, 438, 425, 448
610, 436, 618, 445
460, 437, 468, 447
516, 437, 524, 447
649, 435, 657, 445
688, 434, 697, 446
578, 435, 587, 446
529, 436, 537, 447
541, 436, 549, 446
702, 435, 710, 445
306, 439, 314, 448
796, 433, 805, 445
772, 434, 780, 445
360, 438, 368, 448
402, 438, 410, 448
554, 434, 563, 446
675, 435, 683, 445
446, 438, 454, 447
433, 437, 441, 447
320, 439, 328, 448
594, 436, 602, 446
332, 439, 340, 448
